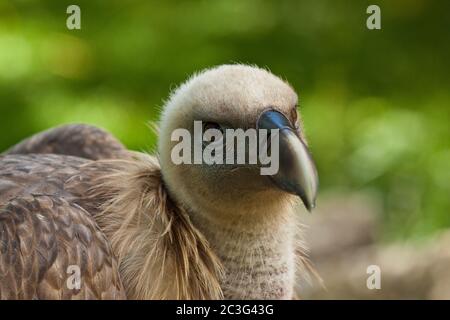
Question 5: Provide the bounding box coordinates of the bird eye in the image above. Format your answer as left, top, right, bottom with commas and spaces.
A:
203, 122, 223, 143
203, 122, 222, 132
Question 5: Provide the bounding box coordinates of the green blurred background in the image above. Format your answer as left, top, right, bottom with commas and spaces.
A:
0, 0, 449, 241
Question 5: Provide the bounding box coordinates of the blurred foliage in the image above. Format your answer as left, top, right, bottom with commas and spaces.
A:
0, 0, 449, 241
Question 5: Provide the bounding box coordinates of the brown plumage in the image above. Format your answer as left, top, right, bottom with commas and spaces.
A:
0, 127, 222, 299
5, 124, 130, 160
0, 65, 319, 300
0, 152, 126, 299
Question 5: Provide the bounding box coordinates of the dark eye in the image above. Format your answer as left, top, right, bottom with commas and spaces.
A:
203, 122, 222, 143
203, 122, 222, 132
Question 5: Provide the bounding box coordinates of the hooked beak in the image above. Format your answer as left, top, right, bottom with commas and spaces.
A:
257, 109, 319, 211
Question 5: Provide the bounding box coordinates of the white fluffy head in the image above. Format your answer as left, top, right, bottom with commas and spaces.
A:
158, 64, 300, 222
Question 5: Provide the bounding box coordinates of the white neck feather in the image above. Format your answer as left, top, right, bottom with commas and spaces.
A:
190, 205, 298, 299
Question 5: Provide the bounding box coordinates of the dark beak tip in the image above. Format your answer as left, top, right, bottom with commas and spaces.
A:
307, 201, 316, 212
292, 186, 316, 212
301, 197, 316, 213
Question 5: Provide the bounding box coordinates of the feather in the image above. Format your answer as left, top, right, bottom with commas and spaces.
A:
0, 192, 125, 299
0, 150, 223, 299
84, 152, 224, 299
4, 124, 129, 161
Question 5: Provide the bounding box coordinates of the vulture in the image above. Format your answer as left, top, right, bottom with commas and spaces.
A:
0, 64, 318, 300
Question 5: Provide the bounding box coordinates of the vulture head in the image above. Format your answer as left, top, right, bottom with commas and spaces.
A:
159, 64, 318, 223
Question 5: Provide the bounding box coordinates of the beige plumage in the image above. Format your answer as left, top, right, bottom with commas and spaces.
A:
0, 64, 318, 299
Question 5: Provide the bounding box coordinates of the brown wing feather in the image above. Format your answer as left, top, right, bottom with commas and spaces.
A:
0, 154, 126, 299
0, 195, 126, 300
0, 154, 88, 207
3, 124, 129, 160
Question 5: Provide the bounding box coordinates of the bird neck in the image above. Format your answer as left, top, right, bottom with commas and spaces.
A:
189, 203, 298, 299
